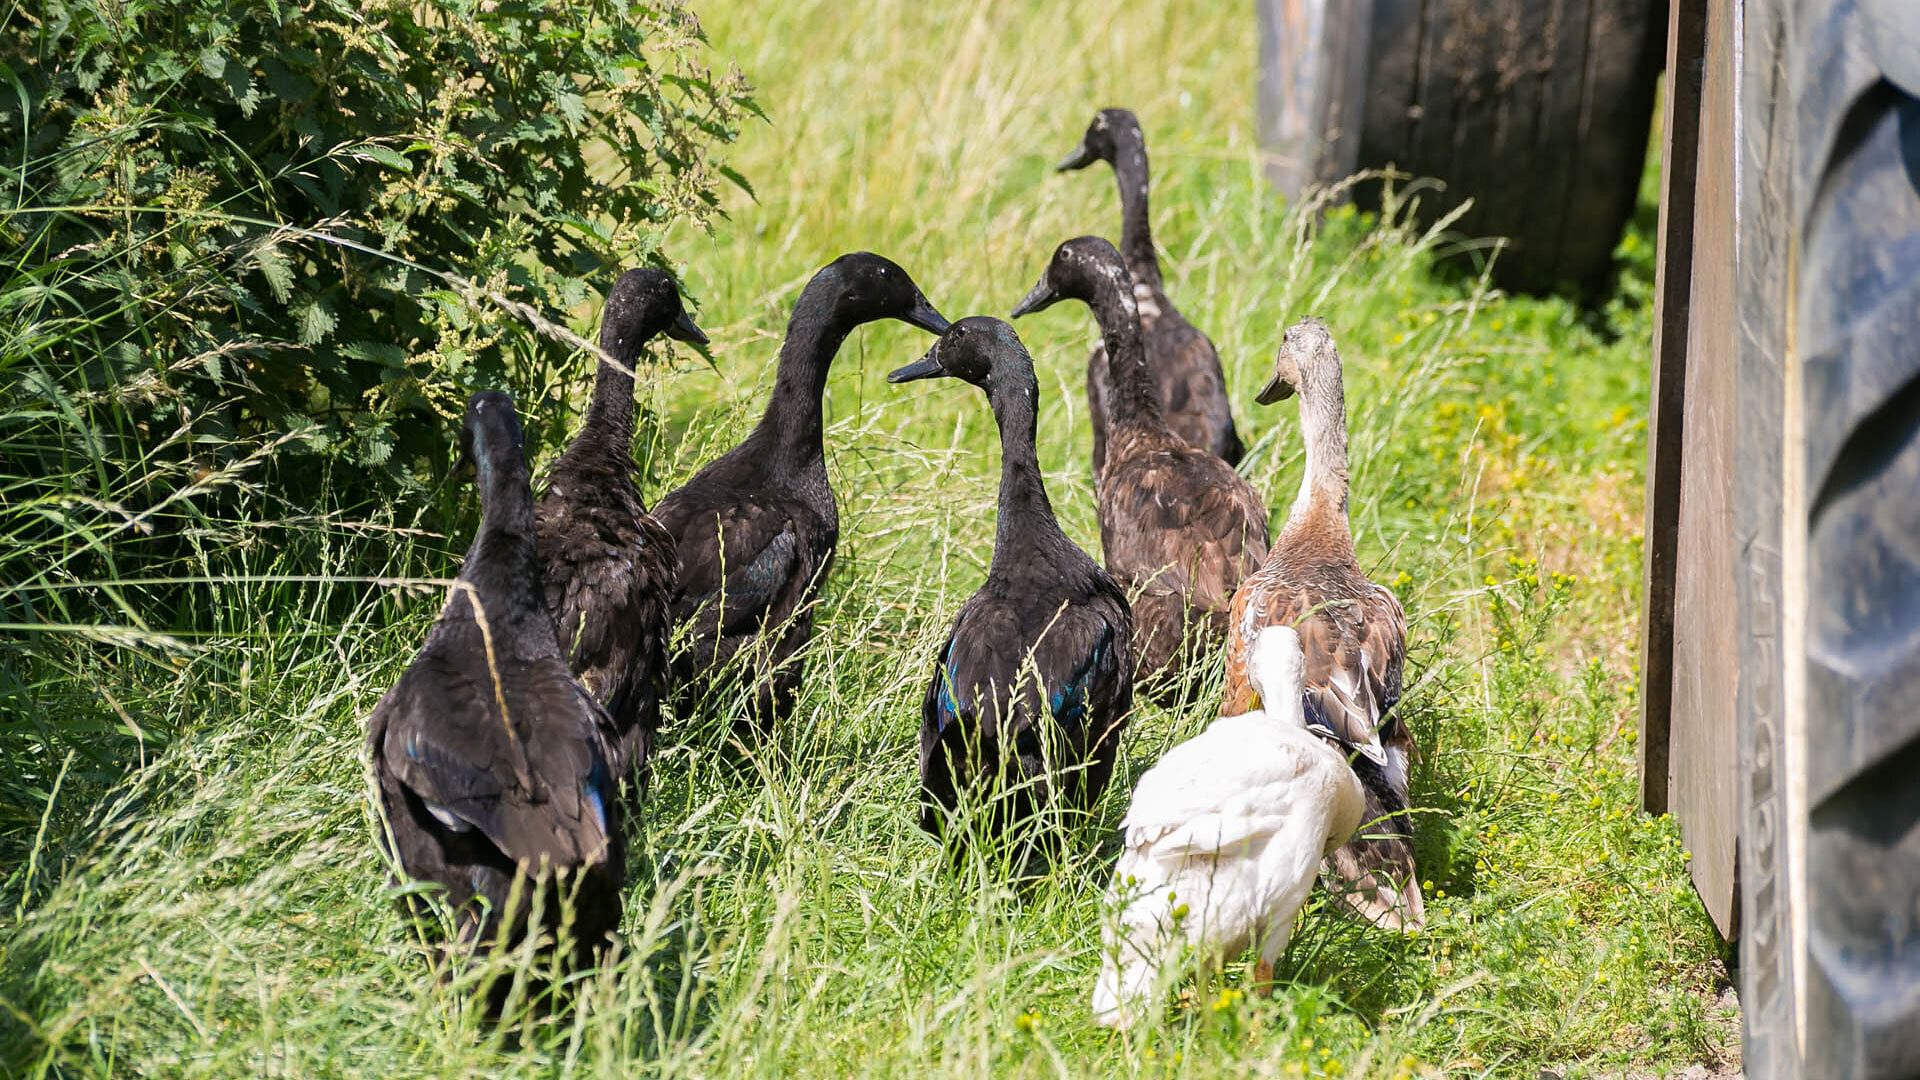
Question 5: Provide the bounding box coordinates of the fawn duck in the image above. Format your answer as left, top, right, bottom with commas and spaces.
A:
1055, 108, 1243, 476
1221, 318, 1425, 932
367, 392, 624, 972
1012, 237, 1268, 700
1093, 625, 1366, 1029
655, 253, 948, 734
888, 317, 1134, 851
536, 268, 705, 785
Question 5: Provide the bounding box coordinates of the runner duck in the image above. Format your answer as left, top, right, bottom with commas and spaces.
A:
655, 253, 948, 735
1222, 317, 1425, 932
1012, 237, 1268, 700
1054, 108, 1243, 476
536, 268, 705, 785
367, 392, 624, 971
1092, 625, 1364, 1029
887, 316, 1134, 852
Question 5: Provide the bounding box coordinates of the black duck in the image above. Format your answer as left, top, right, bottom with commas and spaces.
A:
1013, 237, 1268, 700
887, 317, 1134, 849
655, 252, 949, 733
536, 268, 705, 784
1056, 108, 1244, 475
367, 391, 624, 968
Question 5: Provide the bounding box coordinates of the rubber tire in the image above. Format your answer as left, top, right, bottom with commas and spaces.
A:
1734, 3, 1920, 1076
1260, 0, 1665, 295
1795, 34, 1920, 1080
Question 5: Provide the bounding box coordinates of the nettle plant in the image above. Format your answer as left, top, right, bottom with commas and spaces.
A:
6, 0, 754, 497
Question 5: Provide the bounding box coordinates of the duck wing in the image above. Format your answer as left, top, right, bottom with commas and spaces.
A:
1043, 609, 1129, 745
1221, 576, 1423, 928
1097, 444, 1269, 608
917, 600, 1027, 832
1028, 597, 1132, 804
1322, 584, 1423, 930
922, 599, 1030, 745
1149, 320, 1242, 467
667, 501, 812, 646
1292, 608, 1393, 767
536, 492, 675, 770
1120, 721, 1314, 853
372, 647, 617, 870
1302, 591, 1422, 931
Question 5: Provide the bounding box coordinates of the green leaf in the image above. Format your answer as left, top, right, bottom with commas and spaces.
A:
353, 144, 414, 173
253, 243, 294, 305
718, 164, 756, 200
295, 301, 336, 346
340, 341, 406, 366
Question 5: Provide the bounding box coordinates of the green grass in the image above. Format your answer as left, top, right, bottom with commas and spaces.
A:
0, 0, 1735, 1076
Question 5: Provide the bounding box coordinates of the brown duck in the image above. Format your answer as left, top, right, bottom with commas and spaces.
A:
536, 268, 705, 786
1013, 237, 1268, 700
1221, 317, 1425, 932
1055, 108, 1243, 477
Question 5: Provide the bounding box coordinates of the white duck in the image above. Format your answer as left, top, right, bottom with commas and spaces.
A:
1091, 625, 1369, 1029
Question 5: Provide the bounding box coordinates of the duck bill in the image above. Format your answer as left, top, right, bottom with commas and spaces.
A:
886, 345, 945, 384
1255, 372, 1297, 405
899, 297, 951, 335
1054, 140, 1098, 172
666, 310, 709, 346
1010, 280, 1061, 319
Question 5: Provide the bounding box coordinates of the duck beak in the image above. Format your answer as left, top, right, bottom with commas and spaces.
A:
1055, 139, 1098, 172
666, 310, 709, 346
899, 296, 951, 335
1010, 279, 1061, 319
1255, 370, 1297, 405
887, 342, 945, 384
456, 429, 478, 481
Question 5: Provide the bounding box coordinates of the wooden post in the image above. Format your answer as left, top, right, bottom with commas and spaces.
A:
1639, 0, 1709, 817
1256, 0, 1373, 196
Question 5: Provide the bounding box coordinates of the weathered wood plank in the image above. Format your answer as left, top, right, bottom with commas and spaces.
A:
1668, 0, 1740, 941
1639, 0, 1709, 817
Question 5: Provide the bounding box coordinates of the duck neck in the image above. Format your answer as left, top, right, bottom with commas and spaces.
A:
574, 339, 640, 460
987, 371, 1067, 575
464, 453, 543, 614
1085, 272, 1165, 433
1287, 372, 1353, 547
1107, 129, 1162, 290
754, 292, 849, 466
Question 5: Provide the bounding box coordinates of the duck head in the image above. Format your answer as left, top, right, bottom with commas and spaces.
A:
601, 268, 707, 358
458, 390, 528, 487
1009, 236, 1130, 318
816, 252, 950, 335
1257, 317, 1338, 404
1054, 108, 1141, 172
886, 316, 1029, 391
1244, 626, 1307, 724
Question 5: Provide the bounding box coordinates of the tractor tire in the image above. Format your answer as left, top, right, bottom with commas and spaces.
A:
1257, 0, 1665, 295
1733, 2, 1920, 1076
